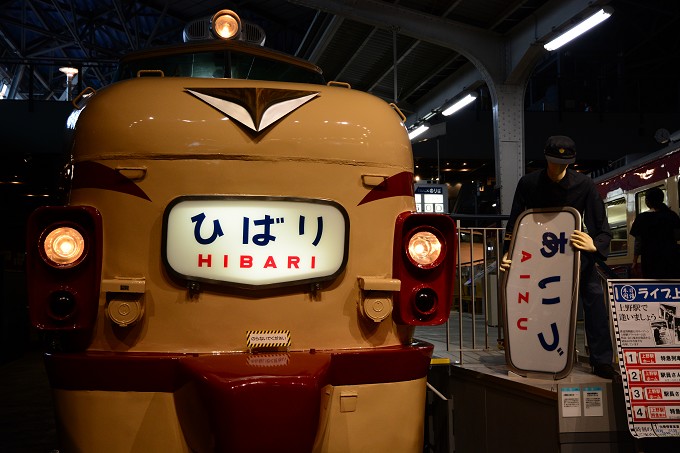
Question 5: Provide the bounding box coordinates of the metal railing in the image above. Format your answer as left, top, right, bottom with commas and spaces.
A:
427, 214, 591, 365
447, 215, 506, 364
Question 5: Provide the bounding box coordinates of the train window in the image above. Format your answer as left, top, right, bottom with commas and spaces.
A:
229, 52, 325, 84
116, 50, 325, 85
636, 186, 667, 214
605, 197, 627, 256
606, 197, 626, 224
116, 52, 223, 79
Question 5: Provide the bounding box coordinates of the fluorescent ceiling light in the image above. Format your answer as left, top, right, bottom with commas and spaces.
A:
408, 123, 429, 140
441, 93, 477, 116
544, 7, 612, 52
422, 110, 437, 121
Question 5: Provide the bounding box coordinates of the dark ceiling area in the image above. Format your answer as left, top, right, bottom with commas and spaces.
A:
1, 1, 678, 110
1, 0, 680, 211
0, 0, 557, 106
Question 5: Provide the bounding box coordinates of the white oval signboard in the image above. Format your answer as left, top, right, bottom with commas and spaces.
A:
502, 207, 581, 378
162, 196, 349, 289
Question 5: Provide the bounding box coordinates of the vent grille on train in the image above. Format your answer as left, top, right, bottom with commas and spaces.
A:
183, 18, 266, 46
183, 19, 210, 42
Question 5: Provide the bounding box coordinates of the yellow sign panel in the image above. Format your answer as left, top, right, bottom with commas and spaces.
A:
246, 330, 291, 351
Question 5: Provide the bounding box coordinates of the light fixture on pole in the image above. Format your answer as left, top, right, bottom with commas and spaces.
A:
59, 66, 79, 101
408, 122, 430, 141
544, 7, 613, 52
441, 92, 477, 116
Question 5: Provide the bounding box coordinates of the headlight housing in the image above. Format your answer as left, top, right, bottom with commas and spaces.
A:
41, 225, 87, 268
26, 205, 103, 351
211, 10, 241, 40
406, 229, 444, 268
392, 212, 456, 326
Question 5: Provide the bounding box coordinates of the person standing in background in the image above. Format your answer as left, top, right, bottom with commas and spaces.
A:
630, 187, 680, 278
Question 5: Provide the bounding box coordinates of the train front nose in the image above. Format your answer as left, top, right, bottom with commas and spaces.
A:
175, 352, 331, 453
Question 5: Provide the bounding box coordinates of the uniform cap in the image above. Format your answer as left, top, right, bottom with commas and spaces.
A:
544, 135, 576, 164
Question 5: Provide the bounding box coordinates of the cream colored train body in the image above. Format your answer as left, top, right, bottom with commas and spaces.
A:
26, 11, 456, 453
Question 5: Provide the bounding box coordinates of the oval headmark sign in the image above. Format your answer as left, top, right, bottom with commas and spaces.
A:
162, 196, 349, 289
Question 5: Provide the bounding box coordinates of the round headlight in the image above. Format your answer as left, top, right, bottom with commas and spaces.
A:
43, 226, 85, 266
407, 230, 443, 267
211, 10, 241, 40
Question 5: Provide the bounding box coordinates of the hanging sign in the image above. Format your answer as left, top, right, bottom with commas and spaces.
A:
414, 183, 448, 213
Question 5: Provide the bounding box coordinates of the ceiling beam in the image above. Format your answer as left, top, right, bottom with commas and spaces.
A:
367, 35, 419, 97
488, 0, 532, 30
113, 0, 137, 50
305, 13, 343, 64
399, 53, 466, 104
0, 24, 54, 98
292, 0, 601, 127
334, 27, 378, 82
295, 8, 321, 57
144, 0, 169, 48
0, 15, 67, 41
288, 0, 502, 74
49, 0, 107, 84
26, 39, 73, 57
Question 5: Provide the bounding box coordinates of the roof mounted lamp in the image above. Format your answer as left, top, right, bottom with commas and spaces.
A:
211, 10, 242, 40
544, 7, 613, 52
184, 9, 265, 45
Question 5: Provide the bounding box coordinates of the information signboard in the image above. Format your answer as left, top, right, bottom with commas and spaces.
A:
608, 280, 680, 438
414, 183, 447, 214
502, 207, 581, 379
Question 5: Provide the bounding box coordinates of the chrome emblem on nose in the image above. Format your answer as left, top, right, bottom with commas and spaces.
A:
186, 87, 319, 133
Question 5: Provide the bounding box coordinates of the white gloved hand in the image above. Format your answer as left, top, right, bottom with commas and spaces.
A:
499, 252, 512, 272
570, 230, 596, 253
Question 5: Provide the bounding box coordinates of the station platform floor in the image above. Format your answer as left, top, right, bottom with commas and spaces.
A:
0, 345, 58, 453
415, 314, 680, 453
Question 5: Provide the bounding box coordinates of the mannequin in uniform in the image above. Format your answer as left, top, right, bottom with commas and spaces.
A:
500, 135, 619, 379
